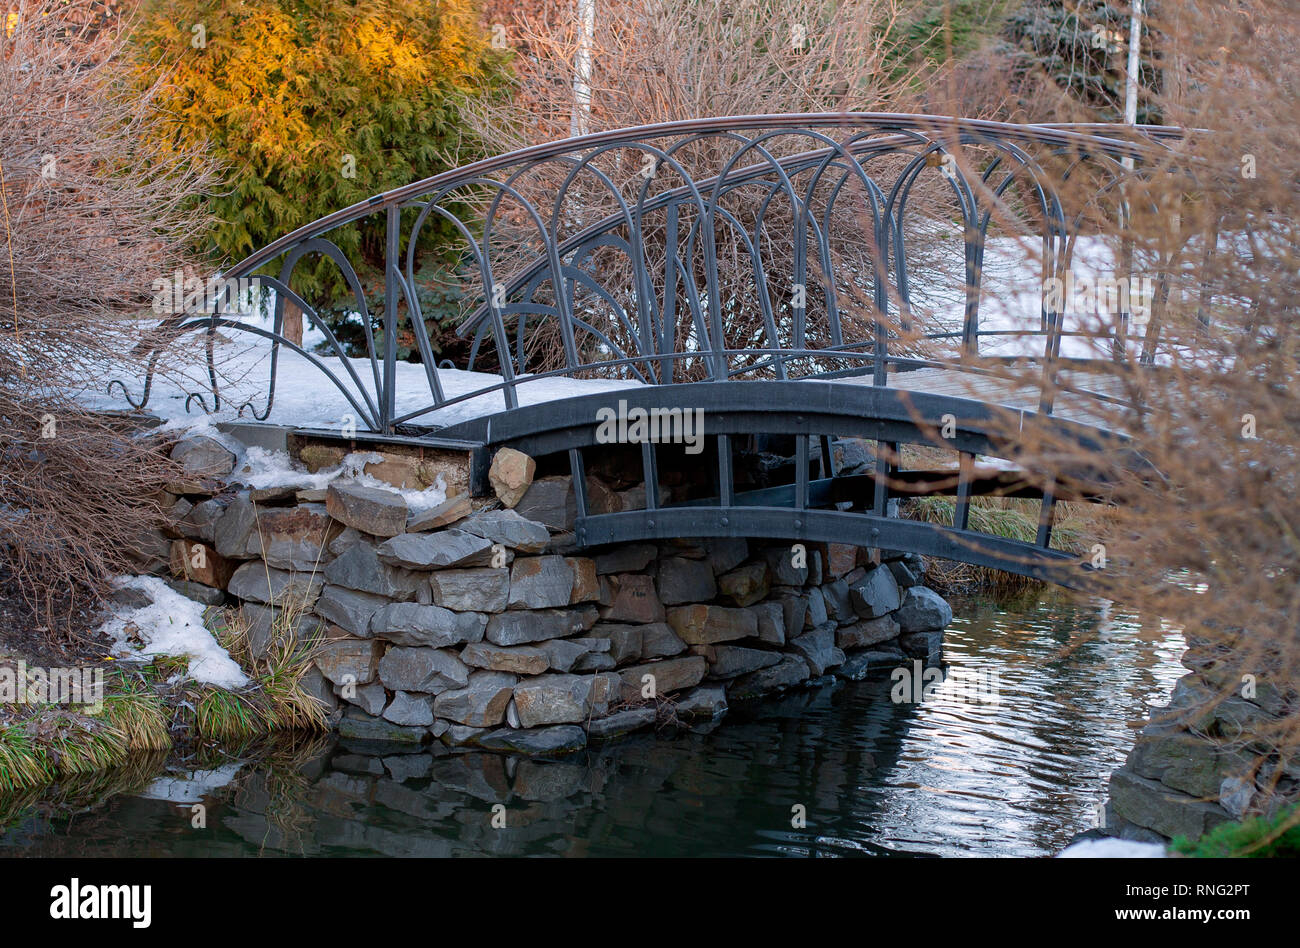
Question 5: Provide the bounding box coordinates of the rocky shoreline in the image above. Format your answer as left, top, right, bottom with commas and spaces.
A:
145, 430, 954, 758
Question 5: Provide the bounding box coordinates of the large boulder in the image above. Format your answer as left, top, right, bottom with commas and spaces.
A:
314, 585, 391, 636
716, 562, 770, 607
378, 646, 470, 693
171, 434, 236, 479
508, 555, 575, 609
1107, 768, 1231, 842
893, 586, 953, 632
775, 595, 807, 641
640, 622, 687, 659
763, 547, 809, 586
323, 542, 425, 601
512, 672, 616, 728
477, 724, 587, 756
617, 656, 707, 700
537, 637, 602, 673
226, 561, 322, 606
244, 503, 341, 570
567, 557, 599, 604
849, 565, 902, 619
692, 644, 781, 679
824, 543, 860, 578
587, 622, 643, 664
485, 606, 599, 646
586, 707, 657, 740
460, 641, 549, 676
655, 557, 718, 605
377, 530, 492, 570
406, 494, 471, 532
339, 681, 388, 716
593, 543, 657, 574
383, 692, 435, 727
788, 625, 846, 676
489, 447, 536, 508
168, 539, 237, 590
177, 496, 229, 544
337, 708, 428, 744
820, 578, 856, 623
433, 670, 517, 727
313, 635, 384, 686
667, 604, 757, 645
837, 614, 901, 650
675, 683, 729, 720
603, 574, 666, 623
513, 475, 620, 532
428, 568, 510, 612
704, 538, 749, 575
458, 508, 550, 553
728, 654, 811, 699
749, 601, 786, 646
371, 602, 485, 648
804, 587, 829, 628
213, 494, 258, 558
326, 482, 408, 537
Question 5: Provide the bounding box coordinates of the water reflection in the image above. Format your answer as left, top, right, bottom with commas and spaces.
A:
1, 589, 1185, 857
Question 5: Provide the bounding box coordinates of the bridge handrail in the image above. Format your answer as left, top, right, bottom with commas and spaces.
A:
109, 113, 1184, 433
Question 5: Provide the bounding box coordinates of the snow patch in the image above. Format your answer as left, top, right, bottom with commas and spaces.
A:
101, 576, 249, 689
229, 446, 448, 512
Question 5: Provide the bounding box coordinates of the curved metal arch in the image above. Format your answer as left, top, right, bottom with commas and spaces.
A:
108, 114, 1184, 440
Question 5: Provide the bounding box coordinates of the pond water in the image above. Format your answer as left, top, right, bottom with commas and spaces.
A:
1, 589, 1185, 858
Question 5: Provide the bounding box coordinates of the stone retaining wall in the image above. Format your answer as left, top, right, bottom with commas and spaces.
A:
154, 430, 955, 757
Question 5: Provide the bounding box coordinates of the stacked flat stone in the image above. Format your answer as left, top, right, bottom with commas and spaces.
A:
158, 435, 956, 757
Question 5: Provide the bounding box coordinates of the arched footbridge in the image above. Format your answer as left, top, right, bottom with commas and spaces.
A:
113, 115, 1188, 587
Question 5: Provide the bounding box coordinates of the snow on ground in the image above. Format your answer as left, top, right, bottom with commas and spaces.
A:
911, 234, 1142, 361
157, 413, 452, 507
79, 327, 643, 434
232, 445, 449, 511
1057, 838, 1167, 858
78, 234, 1155, 432
101, 576, 249, 689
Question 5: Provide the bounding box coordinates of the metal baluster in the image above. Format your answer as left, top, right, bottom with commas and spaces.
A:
641, 441, 659, 512
954, 451, 974, 531
795, 437, 809, 511
1036, 485, 1057, 549
717, 434, 733, 508
382, 204, 400, 432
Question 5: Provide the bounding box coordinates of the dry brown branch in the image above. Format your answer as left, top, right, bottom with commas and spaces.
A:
951, 1, 1300, 817
0, 0, 214, 631
450, 0, 978, 380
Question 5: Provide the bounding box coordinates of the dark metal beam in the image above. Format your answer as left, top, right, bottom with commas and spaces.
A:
575, 506, 1092, 588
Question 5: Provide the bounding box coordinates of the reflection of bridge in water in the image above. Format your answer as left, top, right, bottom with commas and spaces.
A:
116, 115, 1186, 586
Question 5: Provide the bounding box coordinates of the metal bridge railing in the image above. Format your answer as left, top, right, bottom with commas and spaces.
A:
110, 114, 1183, 434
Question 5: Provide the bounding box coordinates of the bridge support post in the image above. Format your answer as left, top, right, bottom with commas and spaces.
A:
381, 203, 401, 433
